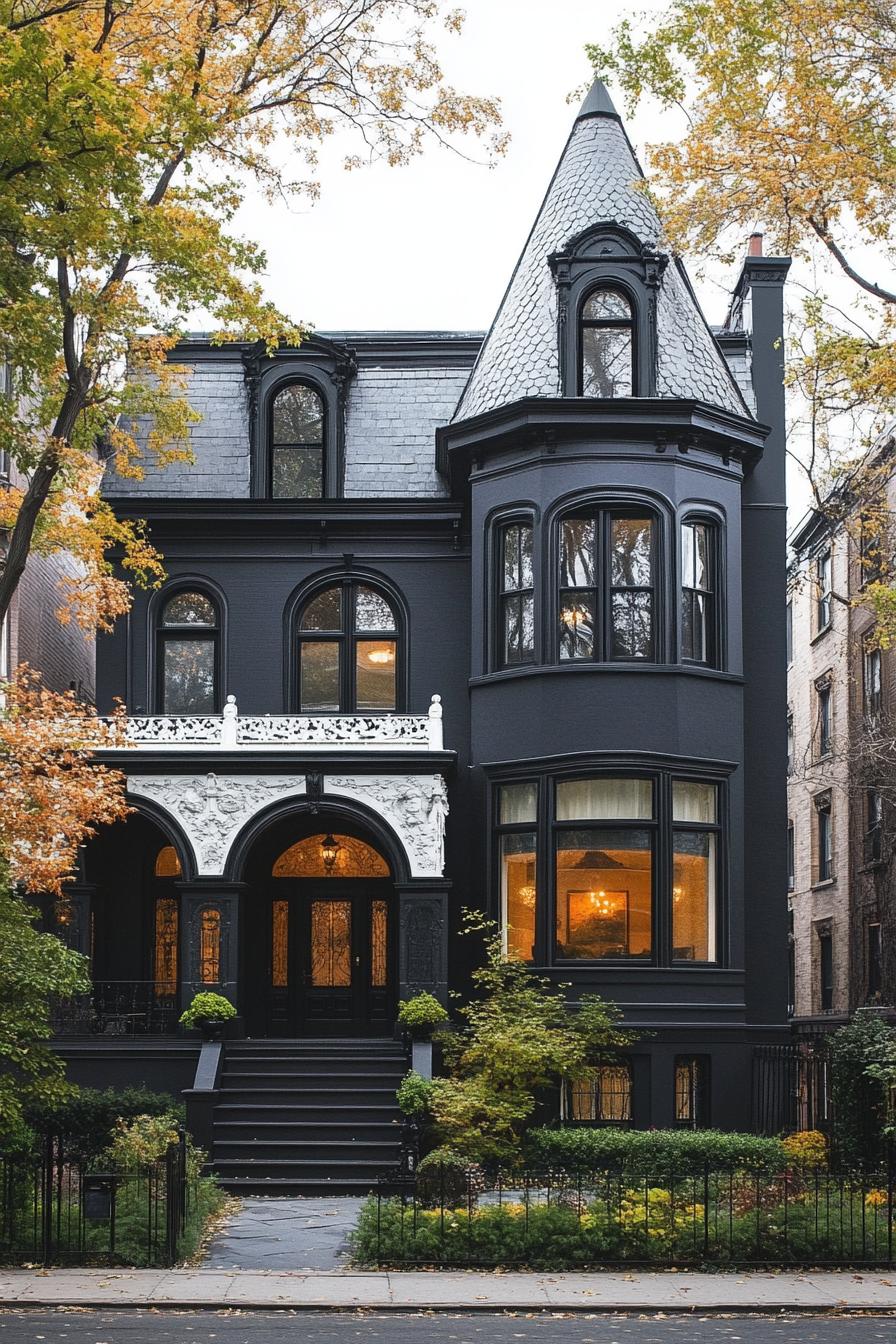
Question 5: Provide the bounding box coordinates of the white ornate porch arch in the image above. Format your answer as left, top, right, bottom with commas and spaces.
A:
126, 771, 448, 879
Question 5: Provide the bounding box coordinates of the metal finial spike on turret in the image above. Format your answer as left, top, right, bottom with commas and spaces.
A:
577, 77, 621, 121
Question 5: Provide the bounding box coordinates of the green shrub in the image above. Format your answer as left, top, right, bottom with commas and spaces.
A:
24, 1086, 184, 1157
425, 911, 633, 1165
178, 991, 236, 1028
830, 1012, 895, 1168
396, 992, 448, 1036
526, 1126, 787, 1175
396, 1070, 434, 1117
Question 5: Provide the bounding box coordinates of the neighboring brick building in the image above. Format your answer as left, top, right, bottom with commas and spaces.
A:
0, 363, 95, 699
788, 448, 896, 1026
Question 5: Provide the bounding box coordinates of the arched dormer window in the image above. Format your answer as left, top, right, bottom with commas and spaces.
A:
157, 589, 220, 713
297, 579, 400, 712
580, 287, 635, 396
550, 223, 665, 398
270, 381, 325, 499
558, 506, 657, 662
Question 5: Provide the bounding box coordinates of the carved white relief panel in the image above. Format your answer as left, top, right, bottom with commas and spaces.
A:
127, 771, 448, 878
128, 773, 307, 876
326, 774, 448, 878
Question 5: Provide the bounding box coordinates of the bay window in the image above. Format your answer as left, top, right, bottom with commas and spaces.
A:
496, 769, 722, 967
681, 519, 718, 666
671, 782, 718, 962
559, 508, 655, 662
498, 521, 534, 666
555, 777, 654, 960
497, 782, 538, 962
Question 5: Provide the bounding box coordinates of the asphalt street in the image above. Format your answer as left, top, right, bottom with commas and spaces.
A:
0, 1312, 895, 1343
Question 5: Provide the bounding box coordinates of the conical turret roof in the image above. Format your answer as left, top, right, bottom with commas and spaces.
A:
454, 81, 748, 422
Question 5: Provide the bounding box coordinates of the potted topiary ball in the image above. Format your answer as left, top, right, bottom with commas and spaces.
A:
179, 991, 237, 1040
397, 991, 448, 1041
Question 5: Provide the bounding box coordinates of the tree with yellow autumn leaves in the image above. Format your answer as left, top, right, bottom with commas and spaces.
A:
0, 0, 503, 633
589, 0, 896, 476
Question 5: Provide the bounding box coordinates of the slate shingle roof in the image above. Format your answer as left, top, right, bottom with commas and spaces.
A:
454, 83, 750, 423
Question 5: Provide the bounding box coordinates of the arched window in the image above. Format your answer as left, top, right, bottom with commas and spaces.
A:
297, 580, 399, 712
157, 589, 219, 714
558, 507, 656, 662
680, 519, 720, 666
270, 381, 325, 498
580, 287, 635, 397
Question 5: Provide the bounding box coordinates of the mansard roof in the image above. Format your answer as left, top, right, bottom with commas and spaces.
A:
454, 81, 749, 422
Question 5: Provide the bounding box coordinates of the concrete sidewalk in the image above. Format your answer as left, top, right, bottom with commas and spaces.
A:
0, 1268, 895, 1312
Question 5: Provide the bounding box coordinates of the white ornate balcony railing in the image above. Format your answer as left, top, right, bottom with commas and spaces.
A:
121, 694, 445, 752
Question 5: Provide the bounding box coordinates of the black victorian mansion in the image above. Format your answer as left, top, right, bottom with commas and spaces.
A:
59, 82, 790, 1169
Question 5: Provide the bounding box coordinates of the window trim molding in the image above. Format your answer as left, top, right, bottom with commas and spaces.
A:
149, 577, 226, 715
284, 567, 409, 714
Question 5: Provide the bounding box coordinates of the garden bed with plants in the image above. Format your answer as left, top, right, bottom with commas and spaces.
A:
362, 919, 896, 1270
1, 1087, 224, 1267
353, 1151, 895, 1269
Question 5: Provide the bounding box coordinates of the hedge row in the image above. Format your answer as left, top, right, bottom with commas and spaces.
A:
526, 1126, 788, 1174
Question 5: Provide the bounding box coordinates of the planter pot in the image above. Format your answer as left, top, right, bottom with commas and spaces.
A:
198, 1018, 228, 1041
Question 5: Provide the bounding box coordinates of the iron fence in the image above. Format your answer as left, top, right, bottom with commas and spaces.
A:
51, 981, 178, 1036
0, 1130, 192, 1267
752, 1039, 834, 1137
367, 1161, 896, 1268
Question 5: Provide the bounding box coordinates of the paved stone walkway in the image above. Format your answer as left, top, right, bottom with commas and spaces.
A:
204, 1197, 365, 1271
0, 1269, 895, 1311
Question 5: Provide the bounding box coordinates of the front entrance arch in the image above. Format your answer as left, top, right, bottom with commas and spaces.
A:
242, 814, 398, 1036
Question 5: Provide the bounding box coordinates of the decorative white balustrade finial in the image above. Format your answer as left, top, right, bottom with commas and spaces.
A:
221, 694, 238, 748
428, 693, 443, 751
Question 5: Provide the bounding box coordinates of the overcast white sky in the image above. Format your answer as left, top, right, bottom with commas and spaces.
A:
233, 0, 739, 335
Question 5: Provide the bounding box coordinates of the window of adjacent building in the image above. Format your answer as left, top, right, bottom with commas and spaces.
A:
681, 520, 718, 666
297, 580, 398, 712
498, 521, 535, 667
157, 590, 219, 714
815, 795, 833, 882
859, 519, 883, 587
674, 1056, 709, 1128
270, 381, 325, 499
785, 599, 793, 665
863, 641, 882, 722
559, 509, 655, 662
786, 712, 794, 776
787, 820, 795, 891
866, 789, 883, 865
567, 1063, 633, 1123
555, 777, 654, 961
580, 287, 634, 397
496, 782, 538, 963
817, 926, 834, 1012
815, 680, 832, 757
867, 922, 882, 1000
815, 548, 832, 632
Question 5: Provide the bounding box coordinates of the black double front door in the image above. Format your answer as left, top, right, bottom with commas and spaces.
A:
262, 880, 394, 1036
